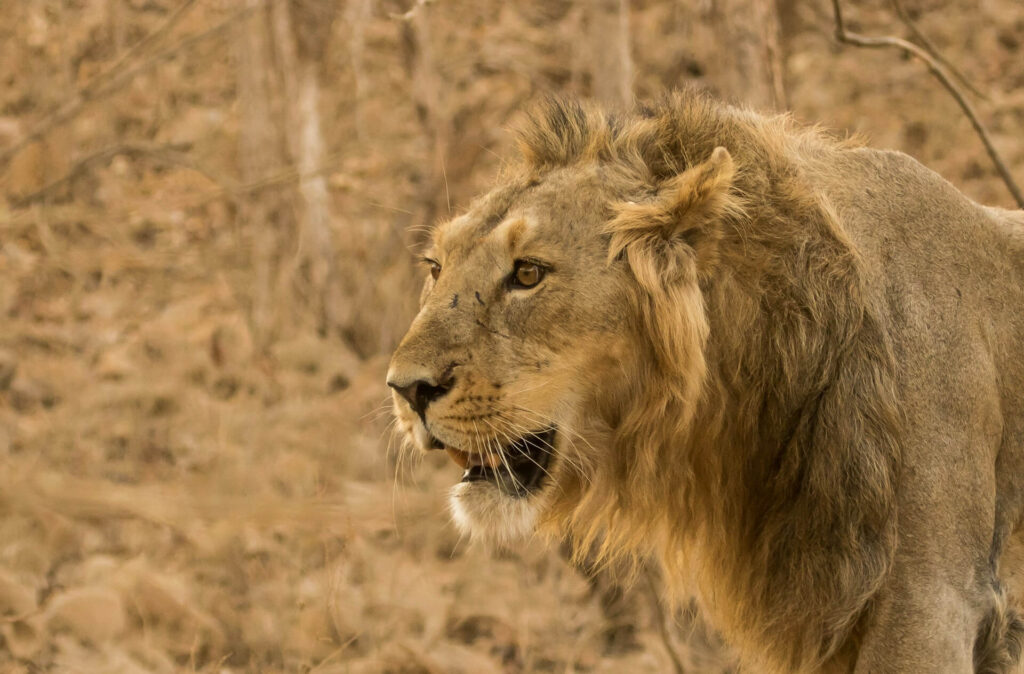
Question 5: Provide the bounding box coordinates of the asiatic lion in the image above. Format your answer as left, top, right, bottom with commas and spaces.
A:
387, 91, 1024, 673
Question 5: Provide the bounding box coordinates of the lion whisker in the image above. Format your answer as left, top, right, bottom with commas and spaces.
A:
501, 418, 578, 477
488, 430, 524, 495
474, 418, 525, 495
497, 407, 594, 482
362, 394, 399, 422
482, 416, 561, 492
492, 411, 593, 490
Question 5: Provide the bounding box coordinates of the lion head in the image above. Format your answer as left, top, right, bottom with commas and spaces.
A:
387, 96, 745, 547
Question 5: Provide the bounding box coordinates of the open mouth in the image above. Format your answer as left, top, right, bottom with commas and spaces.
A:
432, 429, 556, 498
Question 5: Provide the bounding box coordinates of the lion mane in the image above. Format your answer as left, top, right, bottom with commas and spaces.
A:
516, 94, 900, 671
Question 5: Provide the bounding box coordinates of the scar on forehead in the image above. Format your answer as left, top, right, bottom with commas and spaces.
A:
492, 217, 531, 252
433, 212, 474, 251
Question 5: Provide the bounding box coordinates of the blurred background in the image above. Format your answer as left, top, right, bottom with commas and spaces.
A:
0, 0, 1021, 672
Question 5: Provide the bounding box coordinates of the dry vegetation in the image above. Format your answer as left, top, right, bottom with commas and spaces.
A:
0, 0, 1021, 672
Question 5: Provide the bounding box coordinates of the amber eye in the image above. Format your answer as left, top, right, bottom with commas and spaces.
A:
428, 260, 441, 281
511, 260, 544, 289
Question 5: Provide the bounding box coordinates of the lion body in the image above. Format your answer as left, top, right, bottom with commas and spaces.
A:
800, 147, 1024, 672
689, 137, 1024, 671
388, 93, 1024, 672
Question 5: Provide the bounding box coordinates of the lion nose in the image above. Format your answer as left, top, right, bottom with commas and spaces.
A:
387, 373, 455, 419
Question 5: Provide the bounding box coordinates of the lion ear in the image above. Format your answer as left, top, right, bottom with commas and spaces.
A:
605, 147, 738, 415
607, 146, 738, 281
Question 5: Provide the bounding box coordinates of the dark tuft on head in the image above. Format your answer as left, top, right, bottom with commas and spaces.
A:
515, 96, 602, 168
512, 88, 852, 209
514, 88, 740, 178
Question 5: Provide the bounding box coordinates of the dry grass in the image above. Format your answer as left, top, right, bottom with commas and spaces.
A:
0, 0, 1021, 672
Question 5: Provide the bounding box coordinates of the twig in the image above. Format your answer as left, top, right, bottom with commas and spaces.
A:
0, 608, 42, 624
203, 154, 346, 204
889, 0, 987, 100
831, 0, 1023, 208
0, 154, 414, 235
9, 142, 237, 208
643, 568, 686, 674
0, 5, 256, 169
94, 0, 200, 93
389, 0, 435, 22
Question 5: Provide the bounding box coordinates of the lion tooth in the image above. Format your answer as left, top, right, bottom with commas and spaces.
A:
446, 448, 469, 469
463, 451, 504, 469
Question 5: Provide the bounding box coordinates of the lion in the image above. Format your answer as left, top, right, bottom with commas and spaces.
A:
387, 91, 1024, 673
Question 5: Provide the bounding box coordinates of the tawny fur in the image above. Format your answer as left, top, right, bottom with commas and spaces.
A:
389, 91, 1024, 673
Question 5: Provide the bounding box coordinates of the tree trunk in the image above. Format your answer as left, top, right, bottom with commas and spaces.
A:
400, 3, 453, 236
705, 0, 787, 110
587, 0, 634, 108
236, 0, 288, 352
345, 0, 374, 143
270, 0, 341, 336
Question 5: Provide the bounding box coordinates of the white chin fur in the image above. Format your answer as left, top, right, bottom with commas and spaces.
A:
448, 481, 544, 546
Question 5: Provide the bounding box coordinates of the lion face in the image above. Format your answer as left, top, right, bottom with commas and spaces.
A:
387, 165, 636, 543
389, 97, 741, 545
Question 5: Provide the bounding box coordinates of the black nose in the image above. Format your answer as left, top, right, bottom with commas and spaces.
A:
388, 375, 454, 418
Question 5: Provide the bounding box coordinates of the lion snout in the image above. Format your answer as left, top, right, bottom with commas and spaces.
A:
386, 339, 460, 419
387, 371, 454, 419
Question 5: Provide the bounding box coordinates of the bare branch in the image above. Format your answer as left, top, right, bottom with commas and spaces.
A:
9, 143, 237, 208
831, 0, 1024, 208
0, 5, 257, 170
889, 0, 987, 100
96, 0, 200, 92
643, 568, 686, 674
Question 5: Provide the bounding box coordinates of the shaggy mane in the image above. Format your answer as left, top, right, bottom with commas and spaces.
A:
521, 92, 901, 673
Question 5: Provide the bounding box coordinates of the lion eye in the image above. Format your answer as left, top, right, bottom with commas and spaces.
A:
511, 260, 544, 289
428, 261, 441, 281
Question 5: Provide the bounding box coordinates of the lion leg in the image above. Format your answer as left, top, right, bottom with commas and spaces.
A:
853, 569, 990, 673
839, 314, 1024, 672
854, 414, 1005, 671
987, 532, 1024, 673
973, 585, 1024, 674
